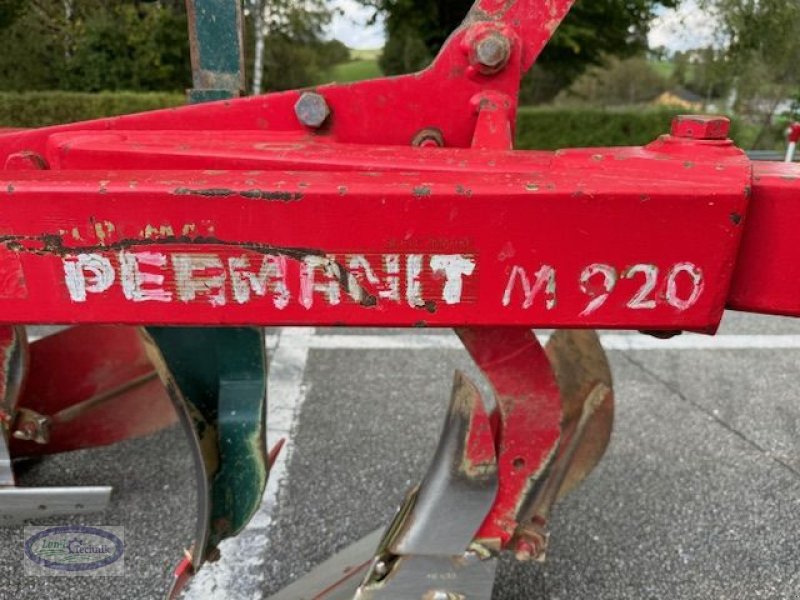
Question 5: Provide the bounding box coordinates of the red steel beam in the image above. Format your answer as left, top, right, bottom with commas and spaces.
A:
0, 133, 749, 330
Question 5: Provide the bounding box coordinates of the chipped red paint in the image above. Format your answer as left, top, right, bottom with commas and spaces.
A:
458, 327, 561, 548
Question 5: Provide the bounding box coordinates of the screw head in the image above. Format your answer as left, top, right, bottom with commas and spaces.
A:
294, 92, 330, 128
671, 115, 730, 140
474, 33, 511, 74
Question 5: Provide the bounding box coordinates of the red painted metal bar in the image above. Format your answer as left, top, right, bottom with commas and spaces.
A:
457, 327, 561, 549
0, 136, 748, 329
727, 162, 800, 316
0, 0, 796, 328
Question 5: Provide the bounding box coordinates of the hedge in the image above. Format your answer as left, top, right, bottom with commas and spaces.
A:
515, 106, 760, 150
0, 91, 766, 149
0, 91, 185, 128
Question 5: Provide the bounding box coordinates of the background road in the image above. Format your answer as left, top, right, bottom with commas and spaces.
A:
2, 312, 800, 599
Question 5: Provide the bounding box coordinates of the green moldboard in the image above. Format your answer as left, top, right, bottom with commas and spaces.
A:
147, 326, 268, 555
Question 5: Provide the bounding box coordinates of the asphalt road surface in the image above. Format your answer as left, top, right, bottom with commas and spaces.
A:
2, 312, 800, 599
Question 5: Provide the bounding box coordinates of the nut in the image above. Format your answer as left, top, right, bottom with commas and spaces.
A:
294, 92, 330, 128
670, 115, 730, 140
411, 128, 444, 148
473, 33, 511, 74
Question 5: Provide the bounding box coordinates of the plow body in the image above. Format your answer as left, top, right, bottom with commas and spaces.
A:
0, 0, 798, 598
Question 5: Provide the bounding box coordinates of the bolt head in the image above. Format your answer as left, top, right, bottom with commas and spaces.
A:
473, 33, 510, 74
294, 92, 330, 128
671, 115, 730, 140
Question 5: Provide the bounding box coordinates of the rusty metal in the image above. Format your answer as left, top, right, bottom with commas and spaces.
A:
670, 114, 731, 140
185, 0, 245, 102
544, 330, 614, 499
470, 29, 512, 74
411, 128, 445, 147
10, 408, 50, 444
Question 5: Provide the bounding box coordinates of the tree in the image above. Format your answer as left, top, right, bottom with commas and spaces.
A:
359, 0, 680, 103
62, 3, 190, 92
700, 0, 800, 145
673, 47, 730, 103
0, 0, 26, 31
561, 55, 669, 106
246, 0, 334, 94
0, 0, 190, 92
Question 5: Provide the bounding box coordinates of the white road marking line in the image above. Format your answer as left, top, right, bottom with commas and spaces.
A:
280, 332, 800, 351
185, 328, 800, 598
185, 328, 314, 599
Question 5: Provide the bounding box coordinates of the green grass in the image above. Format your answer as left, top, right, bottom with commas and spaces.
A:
651, 60, 675, 79
350, 48, 381, 61
329, 59, 381, 83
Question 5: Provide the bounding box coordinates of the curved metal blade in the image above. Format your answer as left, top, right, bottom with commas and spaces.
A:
387, 370, 498, 557
141, 326, 268, 600
544, 329, 614, 499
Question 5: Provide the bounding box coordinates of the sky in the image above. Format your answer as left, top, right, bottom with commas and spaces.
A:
647, 1, 721, 52
326, 0, 386, 50
326, 1, 719, 53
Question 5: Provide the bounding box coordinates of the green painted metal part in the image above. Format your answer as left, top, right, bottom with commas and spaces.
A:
143, 0, 268, 578
185, 0, 245, 102
144, 327, 268, 562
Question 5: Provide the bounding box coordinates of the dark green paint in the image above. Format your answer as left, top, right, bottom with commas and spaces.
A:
186, 0, 245, 100
144, 3, 267, 569
147, 326, 268, 559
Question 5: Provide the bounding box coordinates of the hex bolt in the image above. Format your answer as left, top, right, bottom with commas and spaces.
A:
473, 33, 511, 74
294, 92, 330, 129
670, 115, 730, 141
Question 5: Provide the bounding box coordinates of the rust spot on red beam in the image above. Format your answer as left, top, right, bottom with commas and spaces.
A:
174, 187, 303, 202
0, 232, 323, 262
412, 185, 432, 197
239, 189, 302, 202
174, 188, 235, 197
